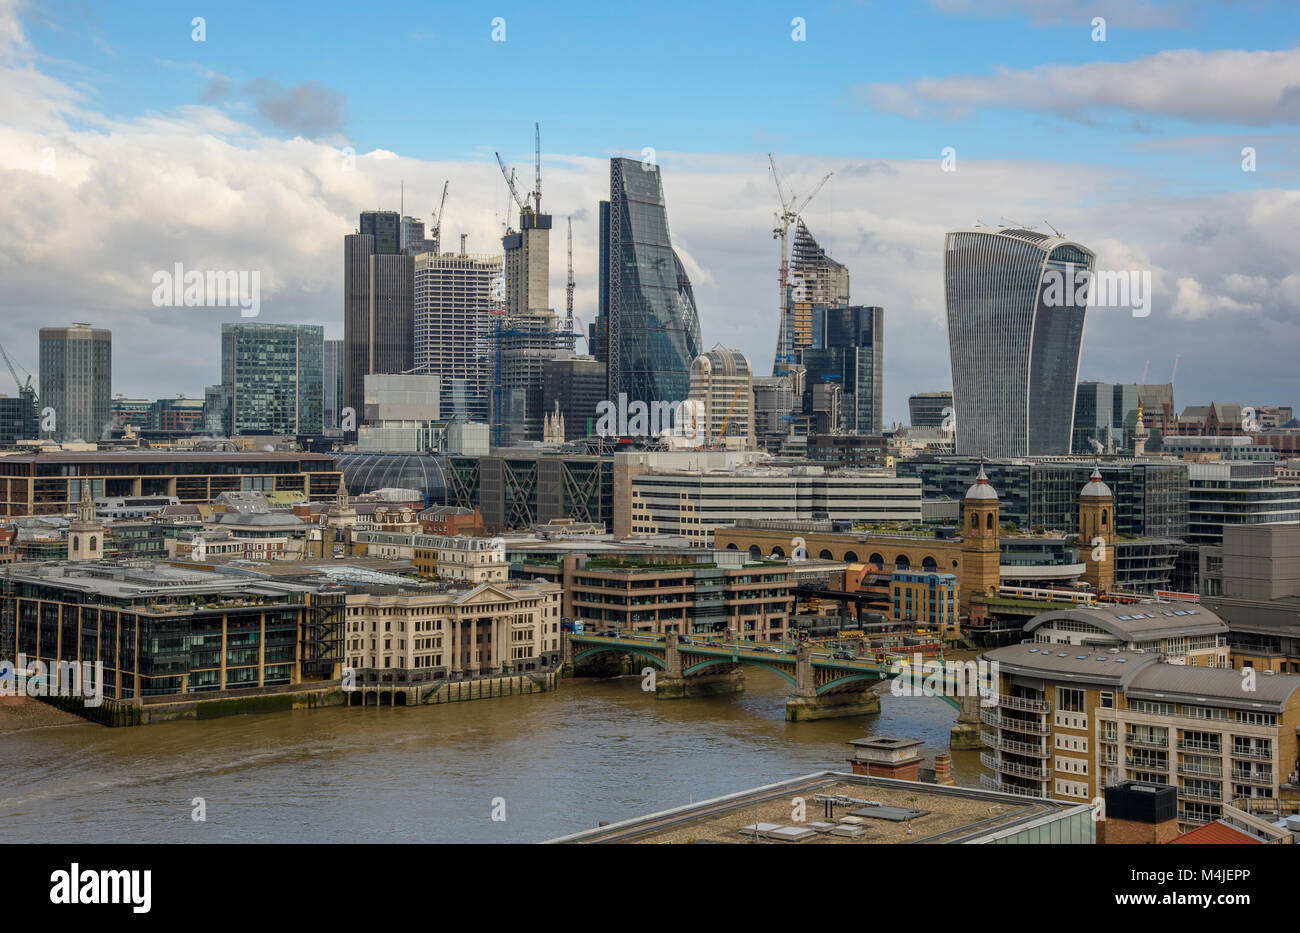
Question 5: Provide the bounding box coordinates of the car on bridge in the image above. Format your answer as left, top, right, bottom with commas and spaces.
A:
832, 650, 857, 661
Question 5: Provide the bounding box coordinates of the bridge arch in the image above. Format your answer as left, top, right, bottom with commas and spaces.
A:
869, 552, 884, 565
771, 546, 786, 558
572, 644, 667, 670
843, 550, 858, 562
895, 554, 911, 571
818, 549, 833, 560
922, 555, 938, 571
748, 545, 762, 559
725, 542, 738, 550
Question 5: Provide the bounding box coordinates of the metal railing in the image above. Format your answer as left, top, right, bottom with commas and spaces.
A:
1177, 762, 1222, 777
979, 773, 1047, 798
999, 694, 1051, 713
1125, 734, 1170, 749
1230, 770, 1273, 785
1230, 746, 1273, 761
981, 731, 1050, 757
981, 752, 1049, 780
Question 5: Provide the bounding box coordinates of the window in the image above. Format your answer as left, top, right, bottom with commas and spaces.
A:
1057, 687, 1084, 713
1100, 691, 1113, 709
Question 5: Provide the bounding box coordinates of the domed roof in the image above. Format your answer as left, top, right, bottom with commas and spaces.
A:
1080, 466, 1113, 499
964, 465, 999, 500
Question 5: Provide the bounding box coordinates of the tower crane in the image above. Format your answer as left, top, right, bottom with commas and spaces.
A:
768, 154, 832, 375
533, 122, 542, 214
0, 342, 35, 400
495, 152, 529, 223
566, 216, 576, 338
430, 180, 449, 255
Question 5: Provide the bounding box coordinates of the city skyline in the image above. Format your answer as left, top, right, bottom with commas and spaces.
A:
2, 1, 1296, 425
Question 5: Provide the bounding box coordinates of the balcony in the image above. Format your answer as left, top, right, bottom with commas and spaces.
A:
1179, 787, 1223, 803
1126, 757, 1170, 772
1177, 809, 1213, 826
981, 752, 1049, 780
1177, 740, 1222, 754
1125, 734, 1170, 749
1177, 762, 1222, 778
980, 774, 1048, 798
981, 731, 1050, 757
1230, 770, 1274, 785
1000, 694, 1051, 713
1230, 746, 1272, 761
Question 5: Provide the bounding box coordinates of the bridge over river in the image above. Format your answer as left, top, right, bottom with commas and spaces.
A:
565, 631, 981, 736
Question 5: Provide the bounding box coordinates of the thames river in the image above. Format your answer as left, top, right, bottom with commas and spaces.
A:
1, 669, 981, 843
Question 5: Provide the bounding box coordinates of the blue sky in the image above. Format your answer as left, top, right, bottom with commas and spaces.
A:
3, 0, 1299, 424
32, 0, 1296, 174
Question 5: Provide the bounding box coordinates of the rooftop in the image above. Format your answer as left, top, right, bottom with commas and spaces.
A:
546, 771, 1090, 844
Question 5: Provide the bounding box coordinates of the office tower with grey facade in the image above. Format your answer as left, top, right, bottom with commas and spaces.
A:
799, 305, 883, 435
414, 248, 501, 424
944, 227, 1094, 458
344, 210, 414, 423
218, 323, 323, 435
323, 338, 344, 433
595, 157, 701, 408
39, 324, 112, 442
909, 391, 954, 428
541, 355, 606, 441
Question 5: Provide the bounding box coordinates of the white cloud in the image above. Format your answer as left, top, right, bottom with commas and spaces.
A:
0, 6, 1297, 423
861, 47, 1300, 126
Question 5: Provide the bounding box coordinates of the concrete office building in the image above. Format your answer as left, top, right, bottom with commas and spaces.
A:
945, 227, 1094, 457
218, 323, 324, 436
689, 345, 755, 448
357, 373, 440, 453
39, 324, 112, 443
414, 248, 500, 424
344, 211, 414, 422
1202, 524, 1300, 674
1186, 461, 1300, 547
627, 466, 922, 545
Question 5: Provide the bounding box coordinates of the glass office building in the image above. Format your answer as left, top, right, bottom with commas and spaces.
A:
800, 305, 884, 435
220, 323, 324, 435
597, 158, 701, 408
945, 228, 1094, 458
38, 324, 112, 443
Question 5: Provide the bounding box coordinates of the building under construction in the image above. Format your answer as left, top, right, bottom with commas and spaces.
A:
494, 124, 580, 445
778, 220, 850, 370
414, 246, 501, 424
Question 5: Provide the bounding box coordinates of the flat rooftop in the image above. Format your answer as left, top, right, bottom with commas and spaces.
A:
547, 771, 1089, 844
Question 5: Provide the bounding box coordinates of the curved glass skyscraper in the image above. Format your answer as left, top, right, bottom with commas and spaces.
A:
597, 157, 702, 406
944, 227, 1095, 458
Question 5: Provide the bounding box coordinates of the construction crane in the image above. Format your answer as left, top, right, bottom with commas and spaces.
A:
768, 154, 832, 374
533, 122, 542, 213
0, 342, 34, 400
496, 152, 529, 222
430, 180, 449, 255
716, 385, 745, 442
565, 216, 576, 338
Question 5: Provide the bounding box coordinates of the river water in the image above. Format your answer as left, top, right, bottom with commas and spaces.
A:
1, 669, 983, 843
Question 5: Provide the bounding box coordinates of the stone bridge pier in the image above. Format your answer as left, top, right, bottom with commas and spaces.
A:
950, 691, 983, 750
655, 631, 744, 699
784, 644, 883, 722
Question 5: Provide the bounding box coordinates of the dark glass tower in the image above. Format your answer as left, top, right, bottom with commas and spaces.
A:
597, 158, 702, 406
799, 305, 884, 435
344, 211, 414, 423
944, 227, 1094, 458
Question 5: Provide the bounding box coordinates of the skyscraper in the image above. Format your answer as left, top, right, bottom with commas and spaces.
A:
38, 324, 112, 442
596, 158, 701, 407
776, 221, 850, 372
323, 338, 344, 432
944, 227, 1094, 458
799, 305, 884, 435
344, 210, 414, 424
219, 323, 324, 435
689, 346, 755, 447
413, 247, 501, 424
